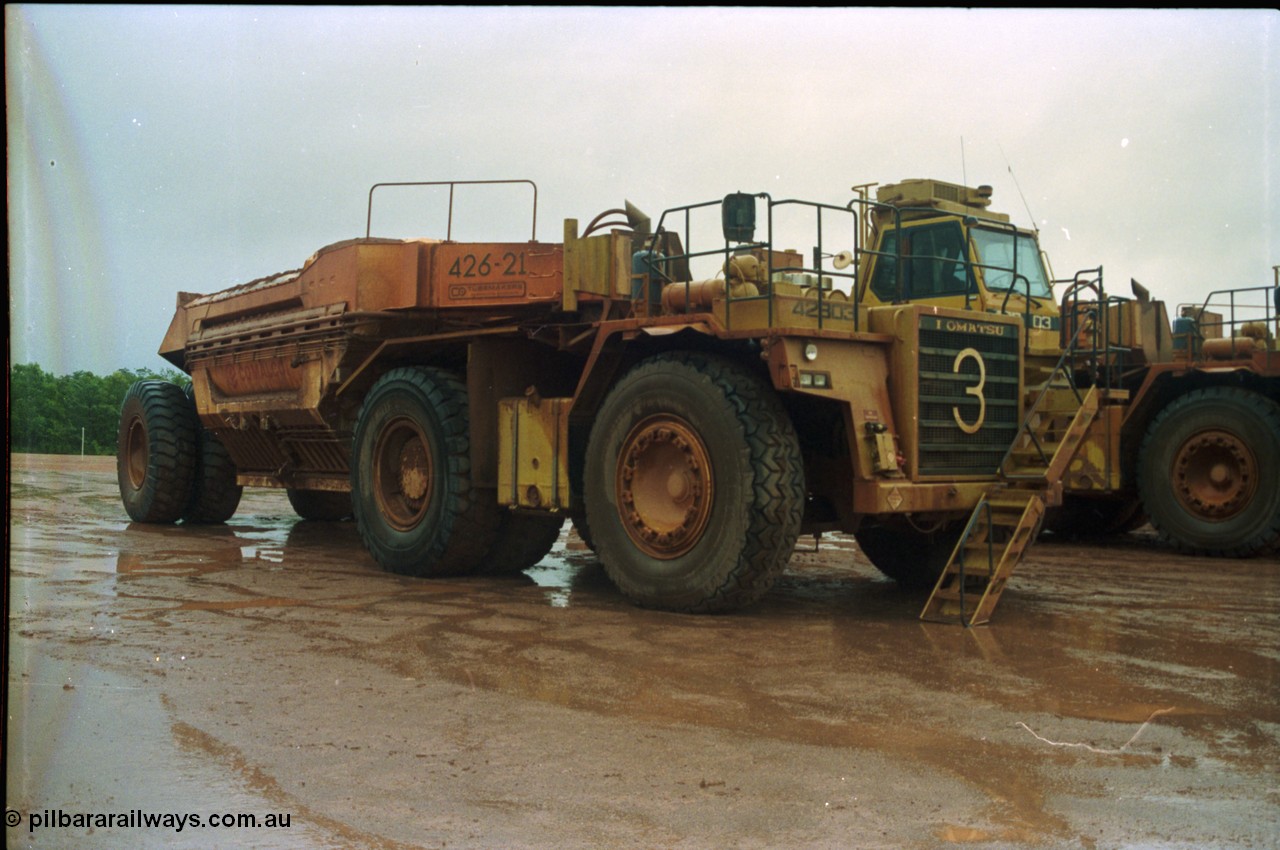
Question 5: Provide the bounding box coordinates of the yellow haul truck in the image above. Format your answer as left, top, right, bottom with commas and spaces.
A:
854, 182, 1279, 558
116, 179, 1260, 625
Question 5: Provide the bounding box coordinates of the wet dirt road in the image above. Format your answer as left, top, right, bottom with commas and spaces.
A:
6, 454, 1279, 849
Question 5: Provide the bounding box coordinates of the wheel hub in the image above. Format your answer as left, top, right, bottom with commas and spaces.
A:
1172, 429, 1256, 520
373, 417, 433, 531
126, 416, 148, 490
616, 416, 713, 559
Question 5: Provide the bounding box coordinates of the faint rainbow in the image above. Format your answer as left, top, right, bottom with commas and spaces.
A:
11, 8, 112, 376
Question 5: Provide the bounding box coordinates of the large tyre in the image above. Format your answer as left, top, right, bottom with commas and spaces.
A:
350, 367, 499, 577
475, 513, 565, 575
286, 488, 352, 521
856, 521, 962, 590
1043, 495, 1146, 540
1138, 387, 1280, 556
181, 385, 243, 524
584, 352, 804, 613
117, 381, 198, 523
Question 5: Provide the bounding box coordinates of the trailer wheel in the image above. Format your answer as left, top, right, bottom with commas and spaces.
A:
855, 521, 961, 590
1138, 387, 1280, 556
117, 381, 198, 523
351, 367, 498, 577
585, 352, 804, 613
286, 489, 352, 521
475, 513, 565, 574
181, 385, 243, 524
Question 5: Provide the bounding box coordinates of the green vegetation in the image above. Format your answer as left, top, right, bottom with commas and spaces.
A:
10, 363, 188, 455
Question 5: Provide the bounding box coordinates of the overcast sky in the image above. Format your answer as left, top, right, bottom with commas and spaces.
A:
7, 6, 1278, 375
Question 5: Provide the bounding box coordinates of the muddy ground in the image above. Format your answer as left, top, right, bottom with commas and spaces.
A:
6, 453, 1279, 849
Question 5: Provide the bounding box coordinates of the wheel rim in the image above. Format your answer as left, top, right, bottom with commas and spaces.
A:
373, 416, 433, 531
126, 415, 148, 490
615, 415, 713, 559
1171, 429, 1257, 521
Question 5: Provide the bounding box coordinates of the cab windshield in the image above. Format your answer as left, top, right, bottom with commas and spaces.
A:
970, 228, 1052, 299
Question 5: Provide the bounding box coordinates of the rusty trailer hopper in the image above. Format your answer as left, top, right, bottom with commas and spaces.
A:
159, 234, 578, 491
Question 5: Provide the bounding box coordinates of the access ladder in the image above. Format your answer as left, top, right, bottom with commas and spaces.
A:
921, 383, 1100, 626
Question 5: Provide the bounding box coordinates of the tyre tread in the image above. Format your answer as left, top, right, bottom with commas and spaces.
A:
1138, 387, 1280, 557
117, 381, 198, 523
352, 367, 499, 577
588, 352, 804, 613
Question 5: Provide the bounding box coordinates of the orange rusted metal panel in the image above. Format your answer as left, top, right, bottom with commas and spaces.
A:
427, 243, 564, 308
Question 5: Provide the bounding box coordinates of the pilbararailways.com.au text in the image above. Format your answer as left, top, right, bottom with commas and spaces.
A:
7, 808, 292, 833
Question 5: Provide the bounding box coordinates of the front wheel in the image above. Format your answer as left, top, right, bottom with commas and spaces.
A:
855, 521, 962, 590
1138, 387, 1280, 556
584, 353, 804, 613
351, 367, 498, 577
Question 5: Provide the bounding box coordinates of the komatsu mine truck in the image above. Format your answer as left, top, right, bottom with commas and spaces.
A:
117, 179, 1279, 625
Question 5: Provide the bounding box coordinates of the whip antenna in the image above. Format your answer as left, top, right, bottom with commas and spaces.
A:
999, 142, 1038, 234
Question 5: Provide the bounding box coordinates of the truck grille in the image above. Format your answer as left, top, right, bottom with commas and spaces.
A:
917, 315, 1020, 476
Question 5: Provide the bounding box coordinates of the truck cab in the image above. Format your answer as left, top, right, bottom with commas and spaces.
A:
857, 179, 1062, 357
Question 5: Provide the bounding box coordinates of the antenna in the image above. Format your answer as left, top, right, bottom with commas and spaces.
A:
961, 137, 967, 187
998, 142, 1037, 234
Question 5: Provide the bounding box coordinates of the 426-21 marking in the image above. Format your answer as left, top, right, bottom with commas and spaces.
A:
447, 251, 527, 279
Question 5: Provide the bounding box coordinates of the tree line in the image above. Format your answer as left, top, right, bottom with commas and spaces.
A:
10, 363, 188, 455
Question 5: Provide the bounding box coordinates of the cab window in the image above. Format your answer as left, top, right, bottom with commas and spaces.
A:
970, 227, 1052, 298
870, 222, 971, 301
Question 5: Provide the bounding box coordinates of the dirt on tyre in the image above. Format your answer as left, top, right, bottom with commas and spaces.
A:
584, 352, 804, 613
117, 381, 198, 523
181, 384, 243, 524
287, 489, 352, 521
1138, 387, 1280, 556
856, 521, 962, 590
350, 367, 499, 577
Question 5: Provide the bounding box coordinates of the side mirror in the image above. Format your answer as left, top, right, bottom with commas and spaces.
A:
722, 193, 756, 243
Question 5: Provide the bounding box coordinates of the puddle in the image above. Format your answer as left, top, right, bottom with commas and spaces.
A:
522, 533, 599, 609
5, 657, 342, 849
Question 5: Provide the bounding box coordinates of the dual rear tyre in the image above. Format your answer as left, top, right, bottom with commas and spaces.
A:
117, 381, 241, 524
350, 367, 563, 578
351, 367, 499, 577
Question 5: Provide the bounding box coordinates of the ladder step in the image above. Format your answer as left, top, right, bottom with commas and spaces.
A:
922, 491, 1047, 626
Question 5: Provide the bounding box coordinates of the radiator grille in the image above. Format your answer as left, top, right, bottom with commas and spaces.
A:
917, 316, 1020, 476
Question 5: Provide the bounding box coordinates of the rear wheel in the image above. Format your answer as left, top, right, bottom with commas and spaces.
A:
1139, 387, 1280, 556
181, 384, 242, 524
351, 367, 498, 577
1043, 495, 1146, 539
117, 381, 198, 523
286, 488, 352, 521
476, 513, 565, 574
584, 352, 804, 613
855, 521, 962, 590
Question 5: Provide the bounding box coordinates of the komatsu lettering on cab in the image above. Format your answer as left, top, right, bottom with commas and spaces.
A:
117, 178, 1279, 625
